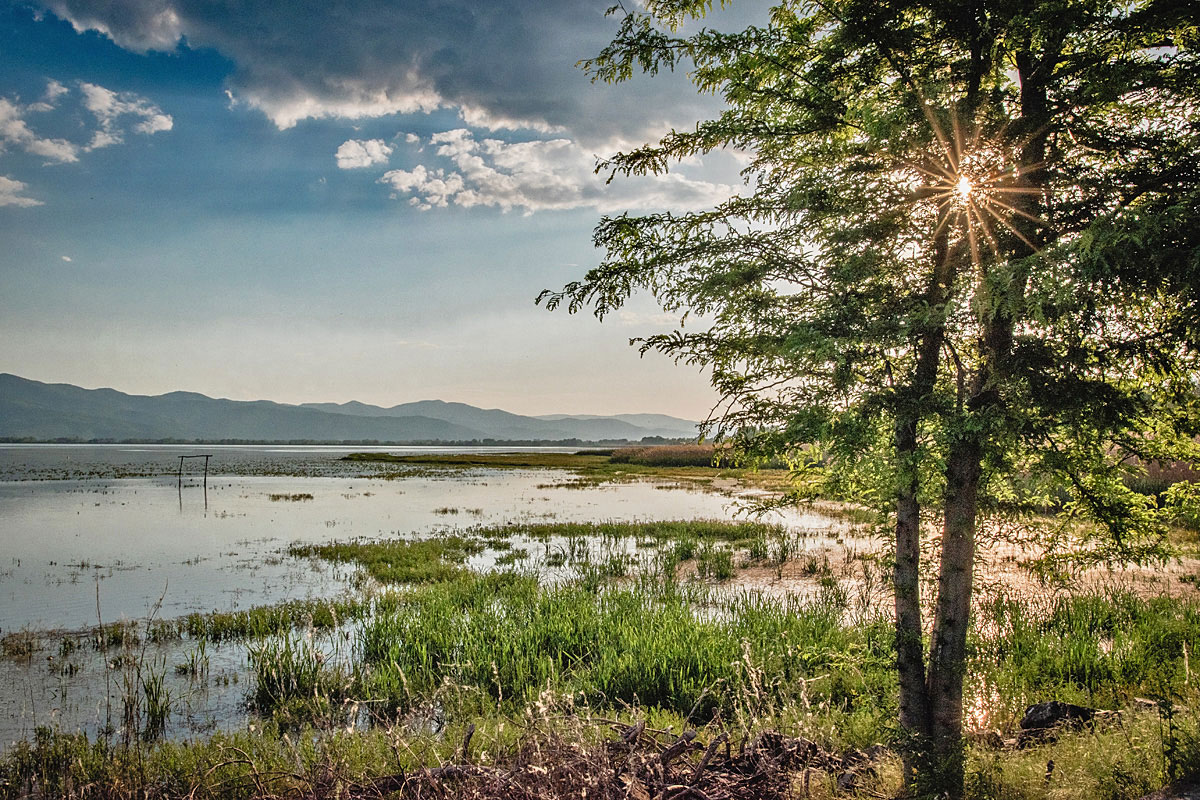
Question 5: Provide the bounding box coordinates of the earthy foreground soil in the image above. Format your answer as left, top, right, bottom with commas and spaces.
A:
1142, 783, 1200, 800
342, 724, 878, 800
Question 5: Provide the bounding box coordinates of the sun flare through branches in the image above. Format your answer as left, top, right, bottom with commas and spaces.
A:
906, 106, 1052, 270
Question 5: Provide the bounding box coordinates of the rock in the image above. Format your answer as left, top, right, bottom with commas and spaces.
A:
837, 770, 859, 792
1018, 700, 1097, 746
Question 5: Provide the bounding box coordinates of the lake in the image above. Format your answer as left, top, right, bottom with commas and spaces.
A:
0, 444, 845, 747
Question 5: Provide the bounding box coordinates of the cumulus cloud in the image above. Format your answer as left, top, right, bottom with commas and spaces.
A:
79, 82, 173, 150
45, 0, 183, 51
34, 0, 729, 145
335, 138, 393, 169
26, 80, 69, 113
0, 79, 172, 207
1, 80, 170, 161
0, 176, 42, 207
0, 97, 79, 163
379, 129, 735, 214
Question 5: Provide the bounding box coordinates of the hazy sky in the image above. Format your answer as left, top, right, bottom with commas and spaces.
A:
0, 0, 759, 418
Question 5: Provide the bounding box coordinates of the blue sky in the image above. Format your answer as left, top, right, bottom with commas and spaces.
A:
0, 0, 756, 418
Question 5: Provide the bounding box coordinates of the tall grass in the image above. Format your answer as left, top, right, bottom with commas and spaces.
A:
608, 444, 793, 469
247, 635, 353, 723
609, 444, 729, 467
973, 589, 1200, 727
352, 571, 895, 729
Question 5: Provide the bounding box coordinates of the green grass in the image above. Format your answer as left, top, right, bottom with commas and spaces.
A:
174, 598, 362, 642
268, 492, 313, 502
7, 511, 1200, 799
4, 572, 1200, 799
279, 571, 898, 733
288, 520, 796, 587
287, 536, 484, 584
247, 635, 353, 723
972, 589, 1200, 728
472, 518, 791, 545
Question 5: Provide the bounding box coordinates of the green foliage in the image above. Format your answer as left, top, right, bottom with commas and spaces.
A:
544, 0, 1200, 555
1167, 481, 1200, 532
549, 4, 1199, 793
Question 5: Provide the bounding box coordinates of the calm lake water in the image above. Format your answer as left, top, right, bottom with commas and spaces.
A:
0, 444, 841, 748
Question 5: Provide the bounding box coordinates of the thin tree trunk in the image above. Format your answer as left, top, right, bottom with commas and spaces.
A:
893, 412, 933, 791
893, 413, 930, 736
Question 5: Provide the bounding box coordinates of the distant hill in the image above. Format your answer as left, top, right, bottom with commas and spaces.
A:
303, 400, 699, 440
0, 374, 699, 443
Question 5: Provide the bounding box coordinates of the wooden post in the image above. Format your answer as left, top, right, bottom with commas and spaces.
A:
176, 454, 214, 493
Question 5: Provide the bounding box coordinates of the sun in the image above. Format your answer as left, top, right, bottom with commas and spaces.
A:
901, 104, 1051, 267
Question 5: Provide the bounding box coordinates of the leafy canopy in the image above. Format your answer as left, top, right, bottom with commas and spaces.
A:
542, 0, 1200, 563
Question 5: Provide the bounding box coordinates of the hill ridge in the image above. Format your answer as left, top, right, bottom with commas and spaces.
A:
0, 374, 698, 443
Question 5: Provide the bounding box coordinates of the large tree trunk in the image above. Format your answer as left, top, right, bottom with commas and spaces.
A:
893, 216, 957, 790
925, 431, 982, 797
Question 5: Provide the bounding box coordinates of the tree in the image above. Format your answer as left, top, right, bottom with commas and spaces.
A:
542, 1, 1200, 795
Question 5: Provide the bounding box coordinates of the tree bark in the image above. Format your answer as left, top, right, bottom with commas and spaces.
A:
925, 430, 982, 797
893, 213, 958, 790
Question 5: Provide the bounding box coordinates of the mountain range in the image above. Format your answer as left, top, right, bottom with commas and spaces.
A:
0, 374, 699, 443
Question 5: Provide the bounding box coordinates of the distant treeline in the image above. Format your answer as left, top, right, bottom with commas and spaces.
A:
0, 436, 694, 447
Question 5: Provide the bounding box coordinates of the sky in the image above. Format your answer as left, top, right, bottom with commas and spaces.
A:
0, 0, 760, 419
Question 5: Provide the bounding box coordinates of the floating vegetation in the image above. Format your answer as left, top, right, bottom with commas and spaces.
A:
268, 492, 313, 502
0, 631, 41, 660
287, 536, 485, 584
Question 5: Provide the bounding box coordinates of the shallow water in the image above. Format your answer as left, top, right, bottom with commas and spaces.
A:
0, 444, 842, 749
0, 443, 578, 482
0, 471, 830, 632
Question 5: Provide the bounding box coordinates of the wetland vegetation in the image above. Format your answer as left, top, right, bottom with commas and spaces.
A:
1, 446, 1198, 799
2, 472, 1200, 798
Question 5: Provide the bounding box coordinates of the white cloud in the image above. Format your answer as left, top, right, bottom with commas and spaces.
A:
61, 255, 72, 261
457, 104, 564, 135
79, 82, 173, 150
0, 176, 42, 207
26, 80, 69, 113
0, 97, 79, 163
0, 80, 170, 161
378, 128, 736, 214
379, 164, 465, 209
0, 80, 173, 207
248, 83, 442, 131
45, 0, 183, 51
404, 133, 420, 144
335, 138, 393, 169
